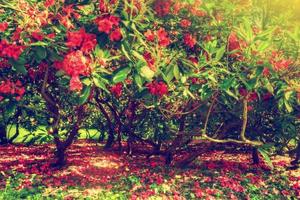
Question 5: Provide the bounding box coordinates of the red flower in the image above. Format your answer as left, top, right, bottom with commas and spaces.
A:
0, 40, 25, 60
12, 27, 22, 41
247, 105, 253, 111
180, 19, 191, 28
239, 88, 248, 97
248, 92, 258, 102
144, 30, 155, 42
263, 92, 272, 101
110, 83, 123, 97
0, 79, 25, 100
157, 28, 171, 47
146, 81, 168, 97
55, 50, 91, 77
109, 28, 122, 42
81, 33, 97, 53
269, 51, 292, 71
263, 68, 270, 76
183, 33, 196, 48
108, 15, 120, 26
47, 33, 56, 39
154, 0, 172, 17
31, 30, 44, 41
58, 15, 74, 29
96, 15, 120, 34
204, 34, 213, 42
99, 0, 108, 12
70, 76, 83, 91
189, 56, 198, 65
97, 18, 113, 34
239, 88, 258, 102
66, 28, 85, 48
228, 32, 246, 60
0, 22, 8, 32
194, 188, 204, 198
66, 28, 97, 53
143, 52, 156, 71
44, 0, 55, 7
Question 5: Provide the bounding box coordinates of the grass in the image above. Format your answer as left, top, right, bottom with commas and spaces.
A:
5, 124, 101, 144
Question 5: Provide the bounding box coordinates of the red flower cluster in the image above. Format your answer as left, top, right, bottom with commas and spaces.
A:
69, 76, 83, 92
239, 88, 258, 102
157, 28, 171, 47
99, 0, 118, 12
269, 51, 292, 71
55, 50, 91, 91
218, 176, 245, 193
183, 33, 197, 48
44, 0, 55, 7
28, 62, 47, 80
0, 22, 8, 32
0, 80, 25, 101
12, 27, 22, 41
146, 81, 168, 97
154, 0, 172, 17
66, 28, 97, 53
96, 15, 122, 42
110, 83, 123, 98
143, 52, 156, 71
31, 30, 44, 41
228, 32, 246, 60
144, 28, 171, 47
180, 19, 191, 28
0, 40, 25, 60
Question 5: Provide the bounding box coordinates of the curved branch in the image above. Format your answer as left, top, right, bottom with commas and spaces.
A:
202, 94, 262, 147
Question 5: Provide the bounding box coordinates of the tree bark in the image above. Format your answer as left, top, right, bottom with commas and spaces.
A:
252, 147, 260, 164
291, 141, 300, 166
0, 124, 7, 145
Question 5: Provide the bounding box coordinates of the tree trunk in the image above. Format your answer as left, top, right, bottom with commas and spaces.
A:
104, 131, 115, 150
252, 147, 260, 164
98, 131, 105, 142
291, 141, 300, 166
0, 124, 8, 145
9, 122, 20, 144
117, 129, 122, 151
55, 144, 66, 167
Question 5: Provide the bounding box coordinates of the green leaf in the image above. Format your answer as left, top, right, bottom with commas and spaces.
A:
220, 77, 234, 91
173, 65, 180, 80
140, 66, 155, 80
121, 43, 131, 61
257, 147, 274, 170
134, 74, 143, 88
78, 86, 91, 105
264, 79, 274, 94
244, 78, 257, 90
225, 90, 238, 100
284, 100, 293, 113
257, 41, 270, 52
112, 66, 131, 83
5, 101, 17, 118
215, 46, 225, 62
49, 50, 63, 62
255, 66, 264, 77
13, 63, 27, 74
82, 78, 92, 86
28, 41, 48, 46
93, 76, 109, 93
8, 55, 27, 74
132, 50, 146, 62
34, 46, 47, 60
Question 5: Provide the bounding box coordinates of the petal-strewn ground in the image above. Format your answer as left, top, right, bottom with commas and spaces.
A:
0, 141, 299, 199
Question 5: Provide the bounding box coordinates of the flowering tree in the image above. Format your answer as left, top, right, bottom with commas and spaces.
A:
0, 0, 299, 167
